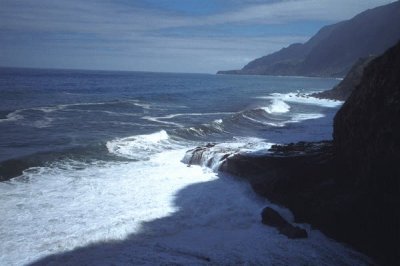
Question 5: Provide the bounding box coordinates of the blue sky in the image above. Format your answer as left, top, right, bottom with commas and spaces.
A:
0, 0, 396, 73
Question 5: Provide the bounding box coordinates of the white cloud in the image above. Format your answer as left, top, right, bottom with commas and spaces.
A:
0, 0, 396, 72
0, 0, 395, 33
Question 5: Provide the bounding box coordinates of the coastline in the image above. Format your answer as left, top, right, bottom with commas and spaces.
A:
185, 140, 397, 265
188, 41, 400, 265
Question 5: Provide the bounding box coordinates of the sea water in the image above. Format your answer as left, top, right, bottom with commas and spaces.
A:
0, 68, 370, 265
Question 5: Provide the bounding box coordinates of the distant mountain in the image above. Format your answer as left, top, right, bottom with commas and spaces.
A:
217, 1, 400, 77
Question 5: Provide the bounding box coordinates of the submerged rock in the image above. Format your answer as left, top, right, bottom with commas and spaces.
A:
261, 207, 308, 239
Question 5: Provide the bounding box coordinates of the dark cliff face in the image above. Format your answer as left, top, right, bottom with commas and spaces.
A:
333, 41, 400, 192
312, 56, 374, 101
217, 1, 400, 77
212, 42, 400, 265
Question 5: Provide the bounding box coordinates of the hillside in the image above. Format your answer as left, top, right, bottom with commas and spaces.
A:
218, 1, 400, 77
312, 56, 374, 100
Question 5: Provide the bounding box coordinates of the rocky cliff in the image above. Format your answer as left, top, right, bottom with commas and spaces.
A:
333, 41, 400, 193
217, 1, 400, 77
189, 41, 400, 265
312, 56, 374, 100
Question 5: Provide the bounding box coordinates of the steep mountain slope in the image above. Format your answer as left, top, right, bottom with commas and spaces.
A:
312, 56, 374, 100
218, 1, 400, 77
333, 41, 400, 192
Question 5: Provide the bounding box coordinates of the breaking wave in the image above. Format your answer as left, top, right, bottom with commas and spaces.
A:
106, 130, 184, 160
261, 99, 291, 114
257, 92, 343, 108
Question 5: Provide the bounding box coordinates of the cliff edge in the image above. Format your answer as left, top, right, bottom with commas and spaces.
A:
189, 41, 400, 265
312, 56, 374, 100
333, 41, 400, 194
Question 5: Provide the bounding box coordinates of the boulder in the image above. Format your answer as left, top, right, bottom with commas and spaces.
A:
261, 207, 289, 228
261, 207, 308, 239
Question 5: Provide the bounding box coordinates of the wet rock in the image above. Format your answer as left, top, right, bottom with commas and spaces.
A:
261, 207, 307, 239
182, 143, 231, 169
312, 56, 374, 101
221, 42, 400, 265
279, 225, 308, 239
261, 207, 289, 228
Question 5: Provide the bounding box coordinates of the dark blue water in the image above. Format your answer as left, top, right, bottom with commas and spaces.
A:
0, 67, 340, 170
1, 68, 374, 266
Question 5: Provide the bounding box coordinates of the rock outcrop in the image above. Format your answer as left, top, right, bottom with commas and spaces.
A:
190, 41, 400, 265
261, 207, 308, 239
333, 41, 400, 192
312, 56, 374, 100
217, 1, 400, 77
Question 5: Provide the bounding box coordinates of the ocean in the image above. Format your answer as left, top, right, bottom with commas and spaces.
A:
0, 68, 370, 265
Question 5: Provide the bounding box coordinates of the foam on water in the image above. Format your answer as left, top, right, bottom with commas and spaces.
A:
261, 99, 291, 114
0, 99, 152, 128
106, 130, 182, 160
182, 137, 273, 170
142, 112, 234, 128
142, 116, 184, 127
291, 113, 325, 122
0, 111, 24, 123
241, 114, 286, 127
0, 108, 56, 128
0, 145, 371, 265
258, 92, 343, 108
0, 149, 214, 265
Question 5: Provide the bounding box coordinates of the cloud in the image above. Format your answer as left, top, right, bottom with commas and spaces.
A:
1, 0, 395, 34
0, 0, 396, 72
0, 32, 308, 73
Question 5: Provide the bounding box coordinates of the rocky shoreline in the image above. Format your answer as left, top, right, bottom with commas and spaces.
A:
185, 139, 397, 265
222, 142, 399, 265
186, 41, 400, 265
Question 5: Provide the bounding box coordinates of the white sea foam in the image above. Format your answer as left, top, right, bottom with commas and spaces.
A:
0, 99, 153, 124
291, 113, 325, 122
0, 111, 24, 123
143, 112, 234, 128
182, 137, 273, 170
261, 99, 291, 114
258, 92, 343, 108
31, 117, 54, 128
232, 136, 274, 153
0, 147, 371, 265
131, 102, 152, 110
4, 100, 163, 128
242, 114, 285, 127
106, 130, 182, 160
0, 108, 57, 127
142, 116, 184, 127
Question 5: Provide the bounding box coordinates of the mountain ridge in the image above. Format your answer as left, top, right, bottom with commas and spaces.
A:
218, 1, 400, 77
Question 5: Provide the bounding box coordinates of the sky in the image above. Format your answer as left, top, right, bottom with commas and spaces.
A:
0, 0, 396, 73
